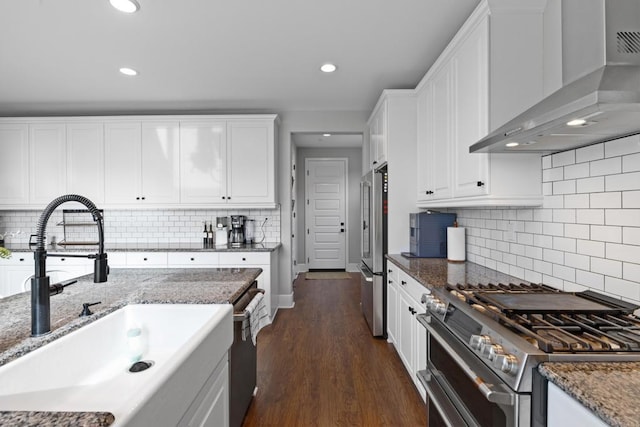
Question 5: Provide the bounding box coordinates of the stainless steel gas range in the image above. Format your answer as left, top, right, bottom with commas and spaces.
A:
417, 282, 640, 427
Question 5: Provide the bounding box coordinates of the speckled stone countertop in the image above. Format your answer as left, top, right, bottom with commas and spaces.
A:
539, 362, 640, 427
3, 242, 281, 253
386, 254, 530, 289
0, 267, 261, 426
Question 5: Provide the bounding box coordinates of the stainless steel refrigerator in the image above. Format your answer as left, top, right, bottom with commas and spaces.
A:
360, 164, 387, 337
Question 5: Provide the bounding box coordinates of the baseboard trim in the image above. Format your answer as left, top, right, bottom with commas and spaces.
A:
297, 263, 360, 273
278, 293, 295, 310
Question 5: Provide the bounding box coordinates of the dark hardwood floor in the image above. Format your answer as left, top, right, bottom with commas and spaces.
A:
242, 272, 427, 426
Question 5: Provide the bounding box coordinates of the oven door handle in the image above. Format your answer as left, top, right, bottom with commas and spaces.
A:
424, 314, 515, 406
418, 369, 470, 427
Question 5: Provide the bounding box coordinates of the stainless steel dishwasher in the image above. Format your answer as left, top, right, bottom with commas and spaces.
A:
230, 282, 263, 427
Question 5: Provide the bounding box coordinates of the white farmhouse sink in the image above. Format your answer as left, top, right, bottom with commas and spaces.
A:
0, 304, 233, 425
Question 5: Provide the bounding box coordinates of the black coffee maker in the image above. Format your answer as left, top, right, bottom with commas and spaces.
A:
229, 215, 245, 247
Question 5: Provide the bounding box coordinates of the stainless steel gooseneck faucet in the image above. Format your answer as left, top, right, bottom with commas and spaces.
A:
31, 195, 109, 337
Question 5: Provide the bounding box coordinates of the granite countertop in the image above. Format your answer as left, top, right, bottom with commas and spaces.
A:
386, 254, 531, 290
539, 362, 640, 427
3, 242, 281, 253
0, 267, 261, 426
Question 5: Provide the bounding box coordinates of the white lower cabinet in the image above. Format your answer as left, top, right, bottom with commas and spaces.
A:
547, 382, 606, 427
178, 356, 230, 427
387, 260, 427, 402
125, 252, 170, 268
386, 262, 399, 345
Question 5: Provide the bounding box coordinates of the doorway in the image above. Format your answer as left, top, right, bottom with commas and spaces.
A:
305, 158, 348, 270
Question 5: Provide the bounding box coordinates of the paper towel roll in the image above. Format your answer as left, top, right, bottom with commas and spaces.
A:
447, 227, 466, 262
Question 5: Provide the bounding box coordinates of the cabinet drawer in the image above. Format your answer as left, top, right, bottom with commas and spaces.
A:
47, 255, 93, 267
167, 252, 219, 266
218, 252, 269, 265
125, 252, 168, 267
386, 261, 400, 284
397, 269, 428, 302
106, 252, 127, 268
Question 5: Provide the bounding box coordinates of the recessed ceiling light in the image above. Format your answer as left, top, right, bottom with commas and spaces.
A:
323, 133, 331, 137
119, 67, 138, 76
109, 0, 140, 13
505, 142, 519, 148
320, 63, 337, 73
566, 118, 587, 127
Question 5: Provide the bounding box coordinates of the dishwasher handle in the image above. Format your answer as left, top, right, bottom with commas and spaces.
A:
359, 263, 374, 282
233, 287, 265, 322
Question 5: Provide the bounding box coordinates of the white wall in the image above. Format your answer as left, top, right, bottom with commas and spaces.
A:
453, 135, 640, 304
295, 147, 363, 268
276, 111, 369, 303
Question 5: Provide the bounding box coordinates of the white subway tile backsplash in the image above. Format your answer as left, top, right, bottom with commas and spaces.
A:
542, 155, 552, 169
525, 222, 543, 234
604, 276, 640, 302
517, 232, 533, 246
576, 176, 604, 193
606, 209, 640, 227
543, 167, 564, 182
576, 269, 604, 290
517, 255, 533, 270
624, 262, 640, 283
553, 264, 576, 282
576, 144, 604, 163
564, 194, 589, 208
622, 191, 640, 208
552, 209, 576, 223
605, 172, 640, 191
543, 248, 564, 264
590, 192, 621, 209
553, 236, 576, 253
623, 227, 640, 245
622, 153, 640, 173
576, 209, 605, 225
590, 225, 622, 243
525, 245, 543, 260
525, 269, 543, 284
604, 134, 640, 158
534, 259, 553, 275
590, 157, 621, 176
542, 182, 553, 196
564, 253, 590, 270
576, 239, 605, 257
606, 242, 640, 263
543, 222, 564, 236
591, 257, 623, 278
533, 209, 553, 222
553, 180, 576, 195
552, 150, 576, 167
564, 163, 590, 179
533, 234, 553, 249
564, 223, 590, 239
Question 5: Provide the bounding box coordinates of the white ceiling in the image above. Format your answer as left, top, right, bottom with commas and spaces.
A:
0, 0, 480, 117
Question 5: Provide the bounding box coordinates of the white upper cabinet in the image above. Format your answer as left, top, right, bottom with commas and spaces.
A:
141, 122, 180, 204
368, 100, 387, 169
179, 121, 227, 204
227, 120, 275, 206
0, 115, 277, 210
104, 121, 181, 206
0, 124, 29, 205
104, 122, 142, 204
416, 0, 545, 208
66, 123, 105, 204
29, 123, 66, 205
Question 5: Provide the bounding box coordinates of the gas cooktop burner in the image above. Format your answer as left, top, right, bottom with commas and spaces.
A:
446, 283, 640, 353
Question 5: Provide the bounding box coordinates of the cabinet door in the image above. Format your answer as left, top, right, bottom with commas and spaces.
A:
372, 100, 387, 167
416, 84, 434, 201
105, 122, 141, 204
29, 123, 66, 204
141, 122, 180, 203
413, 303, 427, 401
227, 121, 274, 204
66, 123, 105, 204
387, 274, 398, 344
452, 16, 490, 198
397, 287, 415, 374
430, 64, 453, 200
0, 124, 29, 205
179, 121, 227, 204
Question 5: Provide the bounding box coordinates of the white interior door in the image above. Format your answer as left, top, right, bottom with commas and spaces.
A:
305, 158, 347, 270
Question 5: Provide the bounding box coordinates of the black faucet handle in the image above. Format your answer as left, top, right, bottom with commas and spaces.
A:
79, 301, 102, 317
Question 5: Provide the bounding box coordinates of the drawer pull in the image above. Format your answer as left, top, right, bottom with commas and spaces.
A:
143, 258, 148, 261
401, 280, 407, 286
190, 257, 195, 261
242, 257, 246, 261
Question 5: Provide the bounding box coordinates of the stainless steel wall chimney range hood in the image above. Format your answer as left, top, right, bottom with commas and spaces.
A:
470, 0, 640, 154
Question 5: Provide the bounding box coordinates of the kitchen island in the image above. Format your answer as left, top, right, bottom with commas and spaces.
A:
0, 267, 261, 426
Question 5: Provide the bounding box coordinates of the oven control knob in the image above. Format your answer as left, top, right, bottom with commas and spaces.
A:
469, 334, 491, 351
494, 354, 519, 375
432, 301, 447, 315
487, 344, 504, 361
426, 297, 441, 312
